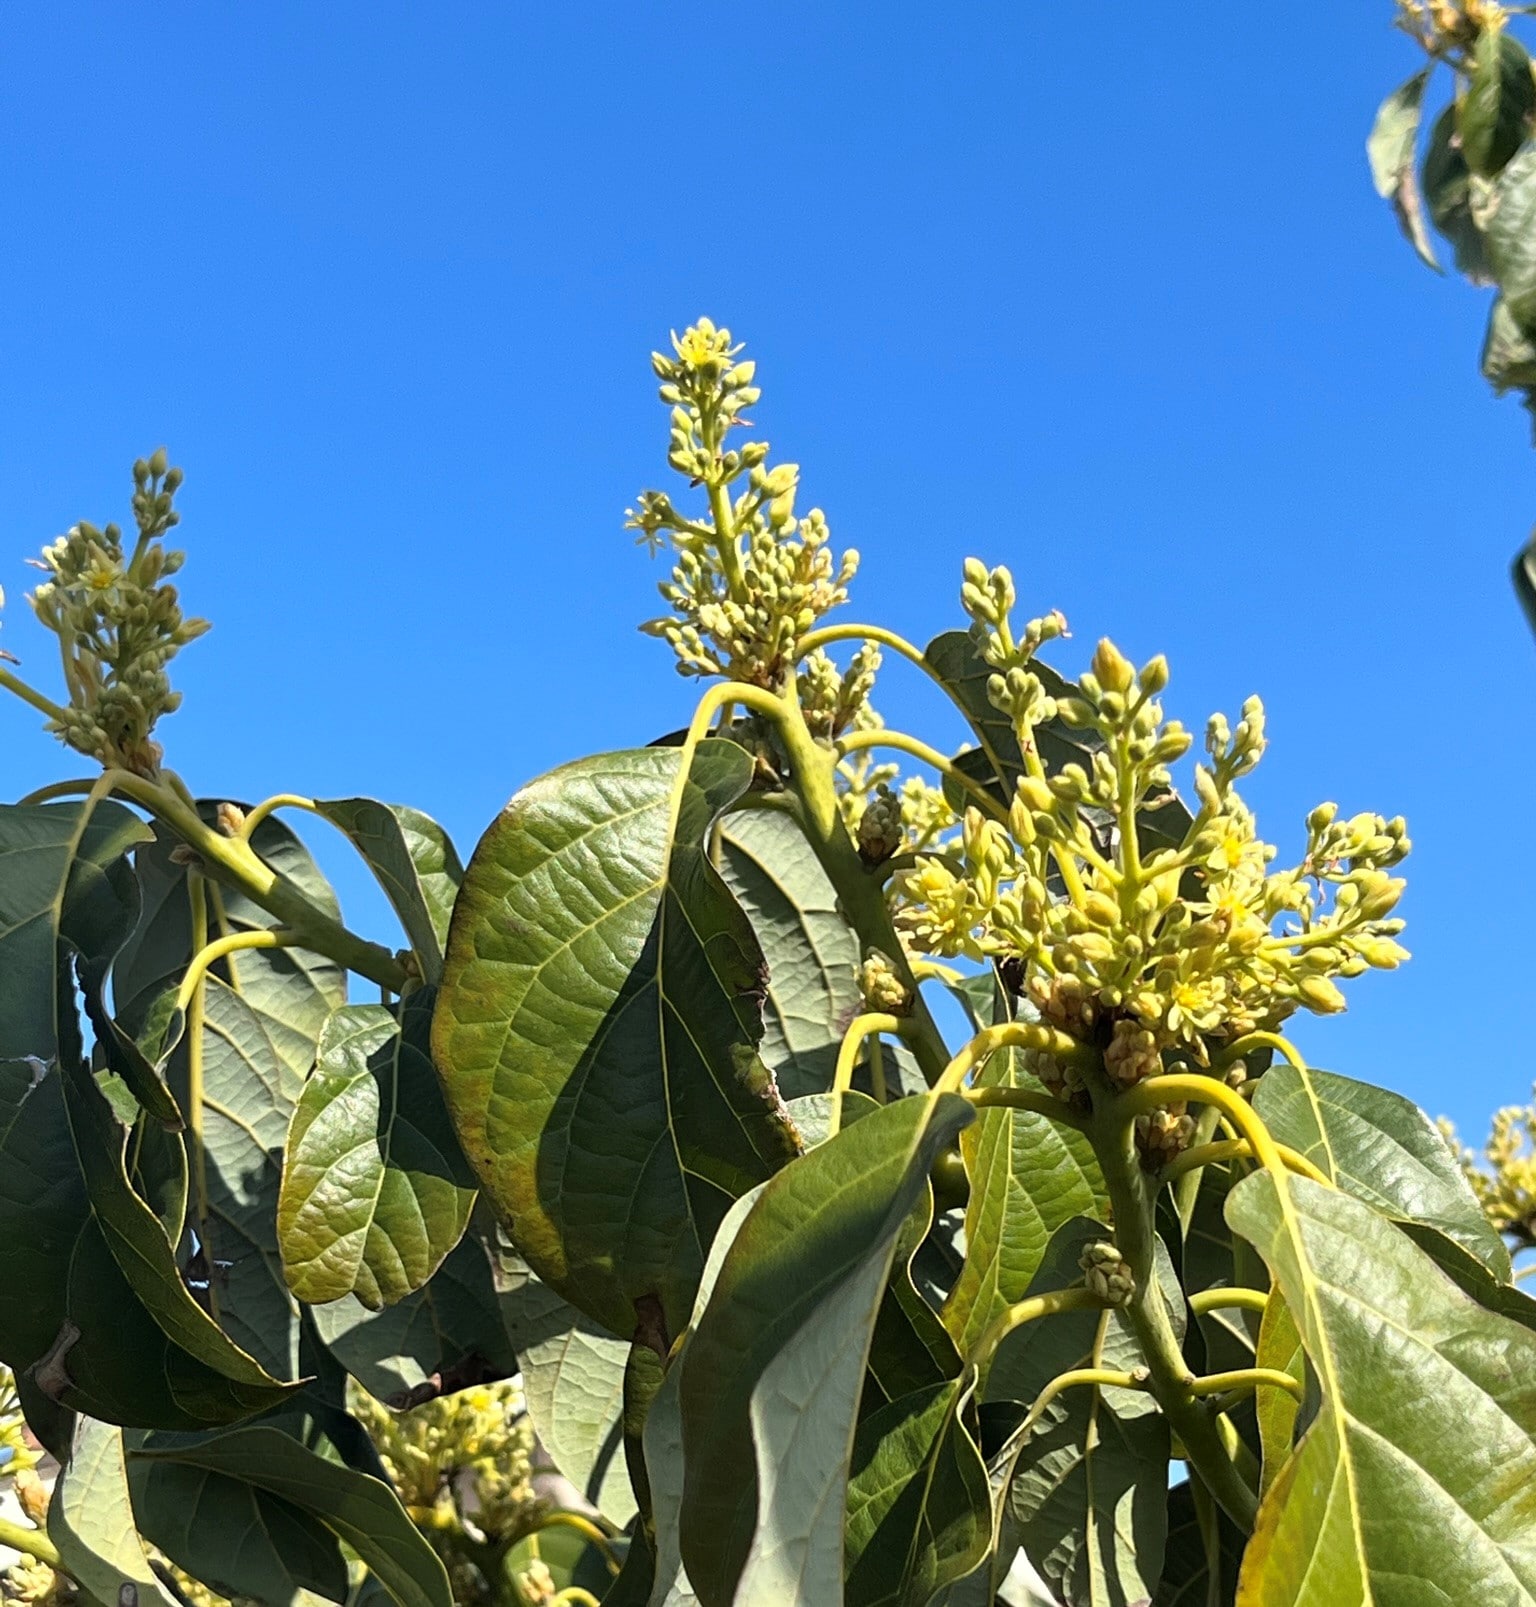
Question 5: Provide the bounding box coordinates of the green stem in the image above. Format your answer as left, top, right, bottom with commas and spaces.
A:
0, 1517, 60, 1569
1088, 1094, 1259, 1531
828, 1012, 910, 1137
835, 728, 1010, 824
965, 1085, 1091, 1133
238, 792, 320, 840
0, 665, 69, 725
46, 769, 405, 991
1162, 1137, 1328, 1188
1188, 1288, 1269, 1318
793, 621, 1013, 785
1190, 1367, 1303, 1404
936, 1021, 1095, 1093
185, 872, 217, 1323
965, 1288, 1109, 1372
1214, 1030, 1308, 1076
174, 929, 297, 1013
768, 689, 954, 1085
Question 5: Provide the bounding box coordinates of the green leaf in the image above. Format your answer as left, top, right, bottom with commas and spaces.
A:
132, 1424, 452, 1607
120, 808, 346, 1382
1394, 1218, 1536, 1334
1461, 27, 1536, 178
1226, 1172, 1536, 1602
939, 1043, 1104, 1362
1488, 138, 1536, 333
991, 1220, 1174, 1607
500, 1270, 637, 1529
0, 1050, 297, 1427
844, 1380, 990, 1607
48, 1415, 180, 1607
0, 800, 152, 1063
1483, 296, 1536, 390
1422, 103, 1495, 282
1154, 1481, 1243, 1607
1253, 1062, 1509, 1276
278, 992, 475, 1309
433, 742, 801, 1342
1252, 1291, 1304, 1496
130, 1449, 349, 1606
644, 1184, 767, 1607
115, 806, 345, 1080
1367, 69, 1440, 270
677, 1092, 974, 1607
310, 1230, 517, 1404
716, 807, 862, 1099
314, 799, 463, 985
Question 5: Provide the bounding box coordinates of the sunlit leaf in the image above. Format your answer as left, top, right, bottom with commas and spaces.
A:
278, 992, 475, 1309
677, 1093, 974, 1607
1227, 1172, 1536, 1602
434, 742, 800, 1342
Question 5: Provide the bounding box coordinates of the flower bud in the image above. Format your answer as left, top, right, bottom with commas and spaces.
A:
1138, 654, 1169, 694
1298, 975, 1347, 1014
1092, 638, 1135, 695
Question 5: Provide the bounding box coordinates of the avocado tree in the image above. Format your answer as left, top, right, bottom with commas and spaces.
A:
0, 319, 1533, 1607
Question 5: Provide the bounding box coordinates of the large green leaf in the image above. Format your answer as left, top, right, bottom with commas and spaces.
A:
0, 1054, 295, 1428
315, 799, 463, 985
1488, 137, 1536, 334
1422, 103, 1495, 282
310, 1230, 517, 1404
501, 1269, 637, 1528
643, 1184, 766, 1607
940, 1040, 1104, 1361
0, 799, 151, 1063
991, 1220, 1173, 1607
279, 992, 475, 1309
132, 1425, 452, 1607
130, 1450, 348, 1606
844, 1379, 990, 1607
1226, 1172, 1536, 1602
676, 1092, 974, 1607
1253, 1062, 1508, 1275
48, 1415, 180, 1607
1461, 27, 1536, 178
1367, 69, 1439, 270
716, 807, 862, 1099
433, 742, 800, 1342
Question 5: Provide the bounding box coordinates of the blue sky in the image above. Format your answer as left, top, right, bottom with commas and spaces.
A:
0, 4, 1530, 1139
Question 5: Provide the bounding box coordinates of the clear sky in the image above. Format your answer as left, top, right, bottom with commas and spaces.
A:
1, 4, 1530, 1139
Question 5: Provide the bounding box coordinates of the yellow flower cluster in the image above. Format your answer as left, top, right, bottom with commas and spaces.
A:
350, 1379, 539, 1547
23, 450, 208, 777
891, 563, 1410, 1116
1442, 1093, 1536, 1258
629, 320, 861, 689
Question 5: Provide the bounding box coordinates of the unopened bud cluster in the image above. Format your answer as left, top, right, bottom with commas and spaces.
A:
858, 949, 913, 1014
630, 320, 860, 688
22, 450, 208, 776
892, 564, 1411, 1152
1080, 1241, 1135, 1307
800, 642, 881, 743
